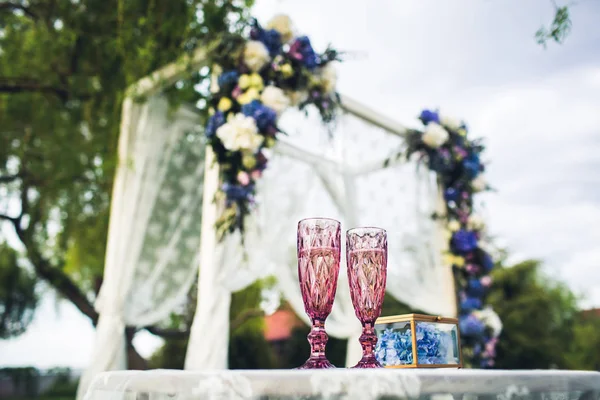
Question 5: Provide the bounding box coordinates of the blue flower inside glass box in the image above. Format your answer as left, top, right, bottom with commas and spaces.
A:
374, 314, 462, 368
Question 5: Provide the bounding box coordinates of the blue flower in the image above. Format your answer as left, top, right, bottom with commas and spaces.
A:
419, 109, 440, 125
462, 153, 481, 179
459, 314, 485, 336
481, 252, 494, 272
444, 187, 460, 203
253, 106, 277, 133
466, 278, 485, 297
217, 71, 239, 89
242, 100, 277, 133
290, 36, 318, 70
205, 111, 225, 138
222, 183, 254, 202
452, 230, 478, 253
241, 100, 262, 116
376, 328, 414, 365
257, 28, 282, 56
461, 297, 482, 312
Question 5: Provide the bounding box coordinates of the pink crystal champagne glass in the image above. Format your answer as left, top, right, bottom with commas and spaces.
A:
296, 218, 341, 369
346, 227, 388, 368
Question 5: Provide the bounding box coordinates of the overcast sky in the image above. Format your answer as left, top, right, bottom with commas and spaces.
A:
1, 0, 599, 368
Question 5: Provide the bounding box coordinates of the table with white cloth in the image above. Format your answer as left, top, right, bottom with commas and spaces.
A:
85, 369, 600, 400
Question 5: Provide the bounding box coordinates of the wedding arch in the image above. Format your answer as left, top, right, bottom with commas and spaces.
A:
77, 15, 500, 399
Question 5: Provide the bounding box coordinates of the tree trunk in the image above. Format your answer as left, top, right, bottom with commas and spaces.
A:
126, 328, 148, 370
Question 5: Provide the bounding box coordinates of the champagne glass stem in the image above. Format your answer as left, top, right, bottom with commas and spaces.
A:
354, 321, 382, 368
308, 318, 328, 359
359, 322, 378, 362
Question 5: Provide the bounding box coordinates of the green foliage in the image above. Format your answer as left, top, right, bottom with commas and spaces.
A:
0, 367, 40, 397
150, 280, 275, 369
0, 367, 77, 400
536, 3, 572, 47
0, 0, 254, 337
42, 368, 78, 398
564, 314, 600, 370
149, 338, 189, 369
488, 259, 600, 369
0, 242, 38, 338
228, 280, 275, 369
229, 329, 276, 369
269, 318, 348, 369
381, 292, 418, 317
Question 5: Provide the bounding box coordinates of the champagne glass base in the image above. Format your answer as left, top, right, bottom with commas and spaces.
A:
296, 356, 336, 369
352, 355, 383, 369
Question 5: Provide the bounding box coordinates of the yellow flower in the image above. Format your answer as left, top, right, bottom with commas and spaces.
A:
308, 74, 321, 87
217, 97, 232, 112
237, 88, 260, 105
249, 73, 264, 90
281, 64, 293, 78
208, 107, 215, 116
443, 253, 465, 267
238, 74, 251, 90
264, 137, 277, 148
454, 255, 465, 267
443, 253, 453, 266
457, 128, 467, 137
242, 152, 257, 169
447, 220, 461, 232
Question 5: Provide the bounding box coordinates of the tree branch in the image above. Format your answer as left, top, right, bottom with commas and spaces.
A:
0, 213, 19, 224
0, 2, 37, 19
27, 247, 99, 324
144, 325, 189, 340
0, 174, 20, 183
0, 212, 22, 239
7, 178, 99, 324
0, 79, 68, 101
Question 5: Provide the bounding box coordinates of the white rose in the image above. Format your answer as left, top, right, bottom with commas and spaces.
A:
216, 113, 263, 152
243, 40, 270, 72
261, 86, 290, 115
467, 214, 486, 231
471, 175, 487, 192
421, 122, 449, 148
440, 115, 462, 131
474, 307, 503, 337
287, 90, 308, 106
265, 14, 295, 43
320, 63, 337, 93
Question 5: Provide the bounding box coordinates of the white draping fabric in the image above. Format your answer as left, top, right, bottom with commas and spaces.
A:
83, 91, 456, 384
77, 97, 206, 399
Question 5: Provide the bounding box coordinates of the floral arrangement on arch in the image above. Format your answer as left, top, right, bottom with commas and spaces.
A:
406, 110, 503, 368
204, 15, 341, 236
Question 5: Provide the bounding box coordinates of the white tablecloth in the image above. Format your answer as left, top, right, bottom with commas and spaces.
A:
85, 369, 600, 400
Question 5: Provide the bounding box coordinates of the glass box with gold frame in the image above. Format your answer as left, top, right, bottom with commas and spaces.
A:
374, 314, 462, 368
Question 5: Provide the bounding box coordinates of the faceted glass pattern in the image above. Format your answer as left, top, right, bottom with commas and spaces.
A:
296, 218, 341, 369
346, 227, 388, 368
